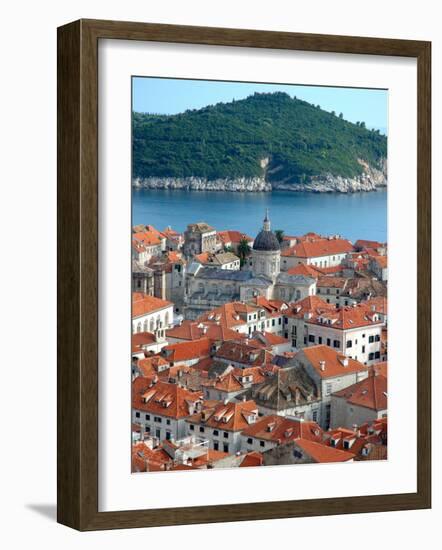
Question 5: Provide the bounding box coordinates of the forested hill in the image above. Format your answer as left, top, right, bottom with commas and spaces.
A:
132, 92, 387, 186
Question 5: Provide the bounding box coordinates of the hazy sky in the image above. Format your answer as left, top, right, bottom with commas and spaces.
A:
132, 77, 388, 133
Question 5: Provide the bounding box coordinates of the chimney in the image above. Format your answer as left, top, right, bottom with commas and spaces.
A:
319, 360, 326, 371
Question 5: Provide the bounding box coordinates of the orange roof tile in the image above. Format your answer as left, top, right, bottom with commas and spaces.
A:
307, 303, 384, 329
161, 338, 212, 363
239, 451, 263, 467
132, 292, 172, 317
132, 377, 203, 419
281, 238, 353, 259
333, 373, 387, 410
187, 400, 259, 433
295, 439, 355, 462
284, 295, 335, 319
242, 415, 323, 443
218, 230, 253, 244
298, 345, 368, 379
287, 264, 322, 278
136, 355, 170, 377
166, 320, 240, 342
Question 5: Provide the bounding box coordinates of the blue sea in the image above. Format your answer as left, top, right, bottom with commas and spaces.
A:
132, 189, 387, 243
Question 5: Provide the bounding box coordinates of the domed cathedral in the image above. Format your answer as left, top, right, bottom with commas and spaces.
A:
250, 209, 281, 280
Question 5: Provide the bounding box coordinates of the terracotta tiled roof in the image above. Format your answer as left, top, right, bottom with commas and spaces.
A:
371, 255, 388, 268
131, 331, 158, 354
281, 238, 353, 259
297, 345, 368, 379
215, 341, 272, 367
202, 366, 266, 392
132, 292, 172, 318
161, 338, 212, 363
131, 441, 172, 472
132, 377, 203, 419
239, 451, 263, 467
295, 439, 355, 462
242, 415, 323, 443
187, 400, 259, 432
361, 296, 388, 316
218, 230, 253, 244
196, 302, 257, 329
136, 356, 170, 377
333, 373, 387, 410
307, 303, 384, 329
283, 295, 335, 319
133, 231, 162, 246
166, 321, 240, 342
370, 361, 388, 378
250, 296, 288, 315
250, 331, 289, 347
354, 239, 385, 250
286, 264, 322, 278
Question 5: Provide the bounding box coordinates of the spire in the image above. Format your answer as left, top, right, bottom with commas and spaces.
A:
263, 208, 271, 231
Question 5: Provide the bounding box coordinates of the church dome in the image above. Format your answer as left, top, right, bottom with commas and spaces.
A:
252, 209, 280, 251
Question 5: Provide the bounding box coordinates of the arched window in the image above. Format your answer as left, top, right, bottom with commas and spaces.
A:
296, 290, 301, 300
165, 312, 170, 326
149, 318, 154, 332
143, 319, 148, 332
137, 322, 142, 333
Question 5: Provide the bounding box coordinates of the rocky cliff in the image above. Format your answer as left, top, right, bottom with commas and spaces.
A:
132, 159, 387, 193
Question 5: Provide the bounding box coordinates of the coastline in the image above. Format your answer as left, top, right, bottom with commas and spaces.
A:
133, 167, 387, 194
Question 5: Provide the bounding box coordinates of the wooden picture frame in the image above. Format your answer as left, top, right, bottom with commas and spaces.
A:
57, 19, 431, 531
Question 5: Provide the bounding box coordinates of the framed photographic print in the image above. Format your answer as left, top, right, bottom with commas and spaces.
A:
57, 19, 431, 531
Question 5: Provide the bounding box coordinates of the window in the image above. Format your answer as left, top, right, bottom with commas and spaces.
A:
247, 437, 253, 445
154, 416, 162, 423
375, 351, 381, 359
312, 411, 318, 422
284, 317, 288, 325
145, 414, 150, 421
199, 426, 205, 433
135, 412, 140, 418
368, 335, 375, 343
166, 431, 171, 440
223, 432, 229, 438
333, 340, 340, 348
362, 345, 365, 353
272, 319, 275, 327
368, 352, 375, 360
293, 450, 303, 459
166, 419, 171, 425
213, 429, 219, 437
155, 429, 161, 438
189, 424, 194, 431
325, 383, 332, 395
303, 337, 307, 345
346, 340, 352, 348
278, 318, 282, 325
260, 441, 265, 448
223, 444, 229, 453
214, 441, 219, 451
318, 337, 322, 344
375, 334, 381, 342
327, 338, 331, 346
308, 335, 315, 343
